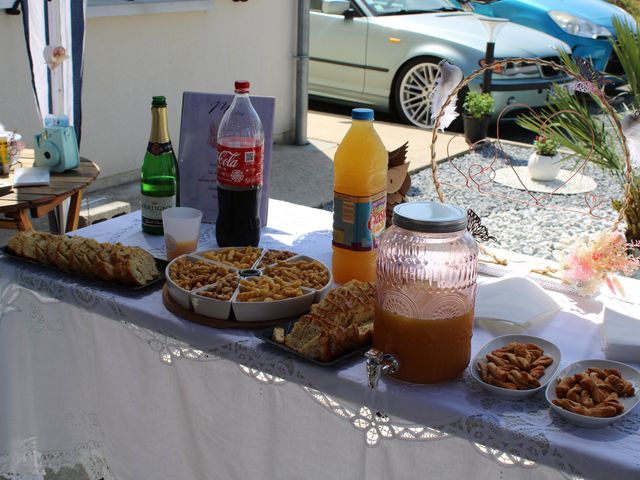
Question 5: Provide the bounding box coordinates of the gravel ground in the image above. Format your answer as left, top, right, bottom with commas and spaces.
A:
407, 142, 626, 261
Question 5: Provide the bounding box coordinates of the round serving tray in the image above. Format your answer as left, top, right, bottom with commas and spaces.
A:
162, 284, 289, 329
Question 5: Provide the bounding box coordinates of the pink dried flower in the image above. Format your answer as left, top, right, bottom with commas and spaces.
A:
560, 230, 640, 296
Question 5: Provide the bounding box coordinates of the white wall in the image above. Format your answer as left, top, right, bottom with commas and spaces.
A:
0, 0, 298, 185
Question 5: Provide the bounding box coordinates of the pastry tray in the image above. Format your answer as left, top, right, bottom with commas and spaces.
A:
255, 320, 371, 366
1, 245, 168, 291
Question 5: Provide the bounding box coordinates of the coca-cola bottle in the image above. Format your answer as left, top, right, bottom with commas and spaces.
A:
216, 80, 264, 247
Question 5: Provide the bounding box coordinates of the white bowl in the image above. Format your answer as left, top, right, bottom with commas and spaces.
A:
254, 248, 298, 269
471, 334, 561, 399
545, 359, 640, 428
280, 255, 332, 302
165, 255, 235, 310
166, 248, 330, 323
232, 287, 316, 322
191, 283, 235, 320
197, 246, 263, 270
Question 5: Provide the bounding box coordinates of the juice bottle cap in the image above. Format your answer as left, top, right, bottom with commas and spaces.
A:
393, 201, 467, 233
351, 108, 374, 121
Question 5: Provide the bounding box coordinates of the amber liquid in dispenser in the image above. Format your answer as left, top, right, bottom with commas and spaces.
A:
374, 308, 474, 384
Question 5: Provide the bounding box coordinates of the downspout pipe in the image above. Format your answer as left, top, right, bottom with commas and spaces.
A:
294, 0, 310, 146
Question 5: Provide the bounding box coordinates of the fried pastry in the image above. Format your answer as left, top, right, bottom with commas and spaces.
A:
553, 367, 635, 418
477, 341, 553, 391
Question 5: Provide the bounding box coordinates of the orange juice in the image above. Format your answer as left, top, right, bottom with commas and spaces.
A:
166, 239, 198, 260
373, 307, 474, 384
332, 108, 387, 284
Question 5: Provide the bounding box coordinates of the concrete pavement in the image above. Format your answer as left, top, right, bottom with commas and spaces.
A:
269, 111, 469, 207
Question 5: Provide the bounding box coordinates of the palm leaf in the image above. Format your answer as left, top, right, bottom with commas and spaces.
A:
612, 16, 640, 109
516, 81, 625, 181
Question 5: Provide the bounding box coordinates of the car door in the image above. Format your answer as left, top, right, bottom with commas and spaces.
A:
309, 1, 368, 96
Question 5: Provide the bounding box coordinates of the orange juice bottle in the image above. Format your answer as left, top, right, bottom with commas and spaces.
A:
332, 108, 387, 284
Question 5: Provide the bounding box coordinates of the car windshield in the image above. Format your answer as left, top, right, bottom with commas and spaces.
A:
363, 0, 460, 16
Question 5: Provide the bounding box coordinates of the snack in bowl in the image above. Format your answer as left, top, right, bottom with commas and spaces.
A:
201, 246, 262, 269
264, 259, 330, 290
169, 257, 233, 291
257, 249, 296, 268
7, 231, 160, 286
164, 247, 331, 321
476, 341, 554, 390
272, 279, 376, 362
552, 367, 635, 418
470, 335, 561, 399
195, 273, 239, 301
236, 275, 304, 302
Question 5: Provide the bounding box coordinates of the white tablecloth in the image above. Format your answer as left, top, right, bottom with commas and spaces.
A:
1, 199, 639, 480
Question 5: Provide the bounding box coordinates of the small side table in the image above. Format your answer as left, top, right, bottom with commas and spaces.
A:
0, 149, 100, 232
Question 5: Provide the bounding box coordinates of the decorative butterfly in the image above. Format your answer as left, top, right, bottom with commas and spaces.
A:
565, 57, 611, 99
467, 209, 497, 243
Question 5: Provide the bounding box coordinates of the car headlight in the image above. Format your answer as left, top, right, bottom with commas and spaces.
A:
549, 11, 612, 39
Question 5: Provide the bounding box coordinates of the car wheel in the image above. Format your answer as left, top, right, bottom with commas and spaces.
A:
393, 57, 444, 129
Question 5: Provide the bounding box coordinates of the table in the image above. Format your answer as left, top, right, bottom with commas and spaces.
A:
0, 149, 100, 232
1, 199, 639, 480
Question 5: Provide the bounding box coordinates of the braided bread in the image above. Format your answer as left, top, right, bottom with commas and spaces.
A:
7, 231, 160, 287
273, 280, 376, 362
552, 367, 635, 418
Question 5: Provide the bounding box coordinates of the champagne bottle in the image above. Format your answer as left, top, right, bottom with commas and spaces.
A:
141, 96, 179, 235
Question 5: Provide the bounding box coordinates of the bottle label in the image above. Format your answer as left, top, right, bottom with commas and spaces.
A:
333, 189, 386, 252
147, 142, 174, 156
141, 194, 176, 227
217, 144, 263, 188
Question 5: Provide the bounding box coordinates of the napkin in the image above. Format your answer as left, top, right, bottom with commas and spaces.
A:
602, 297, 640, 362
475, 275, 561, 327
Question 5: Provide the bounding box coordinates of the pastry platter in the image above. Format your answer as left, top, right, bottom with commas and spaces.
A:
2, 231, 167, 290
255, 320, 372, 366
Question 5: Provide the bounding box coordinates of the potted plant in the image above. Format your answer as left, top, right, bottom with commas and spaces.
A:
517, 18, 640, 243
462, 91, 495, 144
528, 135, 562, 181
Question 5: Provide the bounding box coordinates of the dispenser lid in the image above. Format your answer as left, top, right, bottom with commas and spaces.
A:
392, 201, 467, 233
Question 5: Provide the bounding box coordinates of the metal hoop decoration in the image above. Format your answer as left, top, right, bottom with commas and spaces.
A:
428, 57, 634, 232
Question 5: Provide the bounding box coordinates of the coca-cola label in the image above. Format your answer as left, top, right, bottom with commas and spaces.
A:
217, 144, 263, 187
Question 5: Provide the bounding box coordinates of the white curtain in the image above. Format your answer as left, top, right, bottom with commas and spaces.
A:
20, 0, 86, 144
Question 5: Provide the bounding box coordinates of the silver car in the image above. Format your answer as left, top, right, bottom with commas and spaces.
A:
309, 0, 572, 128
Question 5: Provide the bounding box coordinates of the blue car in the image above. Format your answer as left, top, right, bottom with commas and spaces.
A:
451, 0, 635, 75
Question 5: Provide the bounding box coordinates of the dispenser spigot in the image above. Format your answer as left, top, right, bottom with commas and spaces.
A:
365, 349, 399, 389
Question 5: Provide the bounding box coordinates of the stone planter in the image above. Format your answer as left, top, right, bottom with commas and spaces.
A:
527, 152, 563, 181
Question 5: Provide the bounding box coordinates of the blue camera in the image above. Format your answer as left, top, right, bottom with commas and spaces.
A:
34, 115, 79, 173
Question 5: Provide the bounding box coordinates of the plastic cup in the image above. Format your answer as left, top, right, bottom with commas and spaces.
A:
162, 207, 203, 260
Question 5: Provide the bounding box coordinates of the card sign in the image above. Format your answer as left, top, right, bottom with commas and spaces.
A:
178, 91, 275, 225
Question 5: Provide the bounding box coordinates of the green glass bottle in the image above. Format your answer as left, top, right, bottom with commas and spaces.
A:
141, 96, 180, 235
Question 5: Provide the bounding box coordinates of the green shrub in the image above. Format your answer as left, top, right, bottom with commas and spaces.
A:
462, 91, 495, 119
